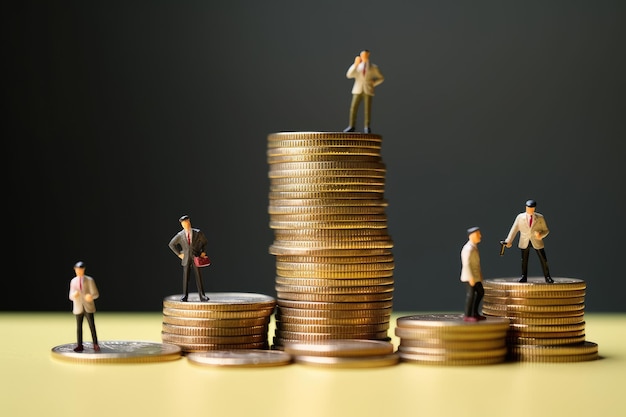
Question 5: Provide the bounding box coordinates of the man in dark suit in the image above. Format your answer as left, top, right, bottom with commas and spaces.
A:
168, 215, 210, 301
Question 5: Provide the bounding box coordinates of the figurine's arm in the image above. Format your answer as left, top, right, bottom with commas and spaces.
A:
504, 216, 521, 248
198, 231, 209, 257
168, 234, 183, 258
370, 66, 384, 87
69, 280, 79, 300
346, 55, 362, 79
88, 278, 99, 301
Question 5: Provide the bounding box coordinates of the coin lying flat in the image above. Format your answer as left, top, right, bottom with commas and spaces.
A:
163, 292, 276, 310
396, 313, 510, 332
51, 341, 182, 363
281, 339, 394, 357
187, 350, 292, 367
293, 354, 399, 368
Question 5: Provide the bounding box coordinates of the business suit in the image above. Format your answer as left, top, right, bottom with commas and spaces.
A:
69, 275, 99, 349
345, 59, 384, 131
169, 227, 209, 301
460, 239, 484, 319
505, 211, 552, 281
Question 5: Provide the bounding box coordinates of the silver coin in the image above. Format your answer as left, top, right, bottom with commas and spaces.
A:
187, 349, 292, 367
163, 292, 276, 310
51, 340, 182, 363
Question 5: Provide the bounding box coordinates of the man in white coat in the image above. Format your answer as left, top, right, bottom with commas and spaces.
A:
460, 227, 485, 322
504, 199, 554, 283
69, 261, 100, 352
343, 50, 384, 134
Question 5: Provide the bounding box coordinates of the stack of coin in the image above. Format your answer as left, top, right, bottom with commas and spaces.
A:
267, 132, 394, 347
282, 339, 398, 368
395, 313, 510, 365
482, 277, 599, 362
161, 292, 276, 353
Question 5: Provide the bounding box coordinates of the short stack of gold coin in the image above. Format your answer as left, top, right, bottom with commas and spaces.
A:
395, 313, 510, 365
482, 277, 599, 362
267, 132, 394, 348
161, 292, 276, 353
282, 339, 398, 368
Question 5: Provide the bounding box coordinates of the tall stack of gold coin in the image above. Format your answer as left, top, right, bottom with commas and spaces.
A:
267, 132, 394, 348
395, 313, 510, 365
482, 277, 599, 362
161, 292, 276, 353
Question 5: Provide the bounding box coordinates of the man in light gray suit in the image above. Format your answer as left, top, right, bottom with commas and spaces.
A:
343, 49, 384, 134
504, 199, 554, 283
168, 214, 210, 301
68, 261, 100, 352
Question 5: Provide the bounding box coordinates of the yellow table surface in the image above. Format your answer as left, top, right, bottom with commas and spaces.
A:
1, 312, 624, 417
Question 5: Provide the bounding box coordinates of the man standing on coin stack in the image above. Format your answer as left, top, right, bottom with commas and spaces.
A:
460, 227, 485, 322
503, 199, 554, 283
343, 49, 384, 134
168, 215, 210, 302
69, 261, 100, 352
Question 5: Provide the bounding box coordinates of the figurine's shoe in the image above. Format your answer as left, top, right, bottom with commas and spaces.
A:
463, 316, 478, 322
199, 294, 210, 302
93, 344, 100, 352
519, 276, 527, 283
343, 126, 355, 132
364, 126, 372, 133
545, 276, 554, 283
73, 345, 84, 352
477, 315, 487, 320
180, 296, 188, 302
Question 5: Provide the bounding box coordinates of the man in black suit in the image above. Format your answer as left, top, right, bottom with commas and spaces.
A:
168, 215, 210, 301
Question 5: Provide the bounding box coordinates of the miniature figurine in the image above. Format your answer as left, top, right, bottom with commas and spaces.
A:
343, 49, 384, 134
503, 199, 554, 283
168, 214, 210, 301
68, 261, 100, 352
460, 227, 485, 322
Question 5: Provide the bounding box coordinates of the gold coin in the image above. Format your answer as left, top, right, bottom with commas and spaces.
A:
511, 352, 599, 363
500, 315, 584, 325
507, 322, 587, 333
509, 341, 598, 356
269, 212, 387, 221
269, 205, 387, 215
267, 146, 381, 157
482, 308, 585, 318
274, 329, 390, 342
161, 332, 267, 345
483, 288, 586, 298
269, 169, 386, 179
273, 227, 391, 237
269, 191, 384, 200
276, 254, 394, 264
276, 269, 394, 279
481, 302, 584, 313
161, 323, 267, 337
269, 245, 393, 257
271, 240, 394, 250
278, 322, 390, 334
395, 328, 508, 341
397, 345, 508, 360
162, 307, 274, 319
396, 313, 510, 332
507, 335, 587, 346
277, 305, 392, 318
291, 353, 399, 368
187, 350, 292, 367
267, 154, 382, 164
277, 292, 393, 302
268, 161, 386, 171
276, 261, 394, 271
483, 277, 586, 291
281, 339, 394, 357
270, 184, 386, 193
275, 277, 394, 287
482, 296, 586, 306
267, 138, 382, 148
50, 341, 182, 364
399, 337, 506, 350
506, 329, 586, 338
277, 299, 393, 310
162, 315, 269, 328
398, 352, 506, 366
267, 132, 382, 141
172, 341, 269, 353
269, 197, 389, 207
162, 292, 276, 311
275, 314, 390, 325
275, 284, 393, 295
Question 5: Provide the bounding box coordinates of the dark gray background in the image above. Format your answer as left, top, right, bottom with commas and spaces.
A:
6, 1, 625, 312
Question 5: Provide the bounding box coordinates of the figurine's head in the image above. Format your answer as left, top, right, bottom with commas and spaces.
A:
360, 50, 370, 62
467, 227, 481, 244
179, 214, 191, 229
73, 261, 86, 276
525, 199, 536, 215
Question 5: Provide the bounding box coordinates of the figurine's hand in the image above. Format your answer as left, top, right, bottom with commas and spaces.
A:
535, 232, 543, 239
505, 242, 512, 248
178, 253, 184, 260
354, 56, 362, 65
200, 252, 207, 258
84, 294, 93, 302
72, 291, 80, 300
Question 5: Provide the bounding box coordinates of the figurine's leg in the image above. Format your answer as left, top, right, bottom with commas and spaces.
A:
519, 247, 530, 282
85, 312, 99, 350
536, 249, 554, 283
345, 94, 362, 131
464, 283, 476, 321
181, 266, 190, 301
363, 94, 372, 132
194, 266, 209, 301
74, 313, 84, 352
474, 282, 485, 319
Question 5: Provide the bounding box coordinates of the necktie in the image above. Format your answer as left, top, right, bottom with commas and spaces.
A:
362, 63, 366, 76
79, 278, 82, 291
187, 232, 191, 244
529, 216, 533, 227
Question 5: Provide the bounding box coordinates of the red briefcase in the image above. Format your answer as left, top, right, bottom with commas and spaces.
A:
194, 256, 211, 267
